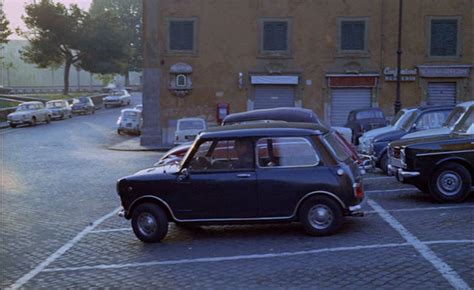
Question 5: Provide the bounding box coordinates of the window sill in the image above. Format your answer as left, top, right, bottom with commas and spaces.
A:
335, 52, 371, 59
164, 51, 199, 57
257, 53, 293, 59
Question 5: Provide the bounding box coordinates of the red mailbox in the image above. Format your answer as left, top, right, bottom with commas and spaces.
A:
216, 102, 230, 125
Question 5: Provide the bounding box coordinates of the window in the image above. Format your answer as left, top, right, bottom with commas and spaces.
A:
339, 18, 368, 52
257, 137, 319, 168
176, 74, 187, 87
429, 18, 459, 57
444, 106, 465, 128
323, 133, 350, 162
261, 19, 290, 53
415, 111, 451, 130
356, 110, 385, 120
168, 19, 196, 52
189, 138, 254, 172
453, 108, 473, 133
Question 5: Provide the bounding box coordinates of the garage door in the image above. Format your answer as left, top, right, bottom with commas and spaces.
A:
254, 86, 295, 109
427, 82, 456, 105
331, 88, 372, 126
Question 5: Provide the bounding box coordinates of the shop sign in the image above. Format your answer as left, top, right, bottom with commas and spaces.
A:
417, 65, 471, 78
384, 67, 417, 82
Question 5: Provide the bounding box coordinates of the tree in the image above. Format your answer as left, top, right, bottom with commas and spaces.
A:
18, 0, 87, 95
89, 0, 143, 85
0, 7, 12, 47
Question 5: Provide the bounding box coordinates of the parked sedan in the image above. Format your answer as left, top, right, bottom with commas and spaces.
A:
71, 96, 95, 115
46, 99, 72, 120
103, 89, 131, 108
388, 107, 474, 202
7, 101, 52, 128
117, 123, 364, 243
345, 108, 387, 144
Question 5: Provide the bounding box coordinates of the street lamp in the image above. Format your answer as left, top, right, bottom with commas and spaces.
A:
394, 0, 403, 114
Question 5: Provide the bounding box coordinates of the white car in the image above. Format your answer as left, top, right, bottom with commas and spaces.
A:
117, 108, 142, 135
134, 104, 143, 112
175, 117, 207, 145
46, 99, 72, 120
7, 101, 52, 128
103, 89, 132, 108
401, 101, 474, 139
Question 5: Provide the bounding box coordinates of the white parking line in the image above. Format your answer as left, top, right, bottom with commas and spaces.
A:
364, 205, 474, 214
9, 206, 121, 290
368, 199, 470, 290
364, 176, 394, 181
40, 239, 473, 273
90, 228, 132, 233
366, 188, 416, 194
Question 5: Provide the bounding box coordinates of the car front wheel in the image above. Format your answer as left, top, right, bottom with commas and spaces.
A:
430, 163, 471, 203
46, 115, 51, 124
131, 203, 168, 243
299, 196, 343, 236
10, 124, 16, 128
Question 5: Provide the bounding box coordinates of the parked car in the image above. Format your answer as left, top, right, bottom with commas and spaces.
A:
71, 96, 95, 115
117, 108, 142, 135
46, 99, 72, 120
401, 101, 474, 140
7, 101, 52, 128
103, 89, 132, 108
134, 104, 143, 112
345, 108, 387, 144
388, 107, 474, 202
361, 105, 454, 172
223, 107, 353, 142
174, 117, 207, 145
117, 122, 365, 243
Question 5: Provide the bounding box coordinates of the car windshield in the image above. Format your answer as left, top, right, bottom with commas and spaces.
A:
443, 106, 465, 128
391, 109, 414, 128
453, 107, 474, 134
111, 91, 123, 96
399, 110, 419, 131
78, 97, 90, 103
123, 111, 138, 117
179, 120, 205, 130
16, 104, 35, 111
46, 101, 64, 108
323, 132, 351, 162
356, 110, 384, 120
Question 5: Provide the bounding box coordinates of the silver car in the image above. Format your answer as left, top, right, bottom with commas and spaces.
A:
7, 101, 52, 128
46, 100, 72, 120
103, 89, 132, 108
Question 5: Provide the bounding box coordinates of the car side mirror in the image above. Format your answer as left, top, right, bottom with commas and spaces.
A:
178, 167, 189, 181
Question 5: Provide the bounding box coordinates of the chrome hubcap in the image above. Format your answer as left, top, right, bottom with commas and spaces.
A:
308, 204, 333, 230
437, 171, 461, 196
137, 213, 157, 237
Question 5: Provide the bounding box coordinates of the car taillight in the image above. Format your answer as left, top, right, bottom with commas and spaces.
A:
353, 182, 364, 199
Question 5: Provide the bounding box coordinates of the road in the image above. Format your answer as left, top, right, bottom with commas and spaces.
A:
1, 94, 473, 288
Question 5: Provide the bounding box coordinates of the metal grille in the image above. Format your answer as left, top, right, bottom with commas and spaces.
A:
427, 82, 456, 105
330, 88, 372, 126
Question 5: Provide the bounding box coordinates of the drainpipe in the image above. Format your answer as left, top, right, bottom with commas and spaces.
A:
394, 0, 403, 114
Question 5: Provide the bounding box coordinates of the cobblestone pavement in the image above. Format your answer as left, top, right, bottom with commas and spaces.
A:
1, 98, 473, 288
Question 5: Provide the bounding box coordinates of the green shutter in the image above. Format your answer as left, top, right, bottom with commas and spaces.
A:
170, 21, 194, 51
341, 20, 365, 51
431, 19, 457, 56
263, 21, 288, 51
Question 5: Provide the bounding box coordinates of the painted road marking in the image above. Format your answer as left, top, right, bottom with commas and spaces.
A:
368, 199, 470, 290
41, 239, 473, 273
365, 205, 474, 214
90, 227, 132, 233
366, 188, 417, 194
9, 207, 121, 290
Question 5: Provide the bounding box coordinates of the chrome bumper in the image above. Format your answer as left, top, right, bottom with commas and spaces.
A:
388, 165, 420, 182
348, 204, 364, 217
117, 207, 125, 218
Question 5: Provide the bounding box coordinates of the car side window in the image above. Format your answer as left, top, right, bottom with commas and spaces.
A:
257, 137, 320, 168
188, 138, 255, 172
416, 111, 451, 130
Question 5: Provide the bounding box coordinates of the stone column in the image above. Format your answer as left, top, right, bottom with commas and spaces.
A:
141, 0, 163, 146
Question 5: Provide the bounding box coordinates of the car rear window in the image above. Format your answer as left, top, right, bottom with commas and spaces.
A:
444, 106, 465, 128
179, 120, 205, 130
256, 137, 320, 168
323, 132, 351, 162
453, 107, 474, 134
356, 110, 384, 120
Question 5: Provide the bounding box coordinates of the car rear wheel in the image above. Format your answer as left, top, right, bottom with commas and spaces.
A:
117, 128, 123, 135
299, 196, 343, 236
131, 203, 168, 243
429, 163, 471, 203
10, 124, 16, 128
379, 153, 388, 174
30, 117, 37, 126
46, 115, 51, 124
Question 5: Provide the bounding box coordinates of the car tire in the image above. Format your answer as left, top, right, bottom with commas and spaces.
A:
46, 115, 51, 124
69, 114, 72, 118
104, 104, 108, 109
10, 124, 16, 128
30, 117, 37, 126
61, 113, 65, 119
92, 108, 95, 114
117, 129, 122, 135
299, 196, 343, 236
429, 163, 471, 203
131, 203, 168, 243
379, 153, 388, 174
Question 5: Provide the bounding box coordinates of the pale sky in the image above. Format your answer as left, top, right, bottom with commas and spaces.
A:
4, 0, 93, 39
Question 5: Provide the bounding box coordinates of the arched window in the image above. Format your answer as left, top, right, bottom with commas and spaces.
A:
176, 74, 187, 87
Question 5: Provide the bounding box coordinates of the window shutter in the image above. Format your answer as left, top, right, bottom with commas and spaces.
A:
263, 21, 288, 51
341, 21, 365, 50
169, 21, 194, 51
431, 19, 457, 56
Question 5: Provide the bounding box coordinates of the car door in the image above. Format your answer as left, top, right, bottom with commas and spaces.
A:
255, 137, 329, 217
175, 138, 258, 220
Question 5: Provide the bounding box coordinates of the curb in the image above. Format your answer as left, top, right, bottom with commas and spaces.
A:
108, 137, 172, 152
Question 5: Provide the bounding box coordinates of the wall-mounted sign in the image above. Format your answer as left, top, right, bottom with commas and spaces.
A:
384, 67, 417, 82
417, 65, 471, 78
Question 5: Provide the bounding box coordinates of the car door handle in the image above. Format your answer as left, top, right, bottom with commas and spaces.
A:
237, 174, 251, 178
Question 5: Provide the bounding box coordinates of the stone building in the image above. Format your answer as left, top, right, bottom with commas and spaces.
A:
143, 0, 473, 144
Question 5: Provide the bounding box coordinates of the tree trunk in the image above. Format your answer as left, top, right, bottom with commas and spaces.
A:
124, 70, 130, 86
63, 59, 72, 95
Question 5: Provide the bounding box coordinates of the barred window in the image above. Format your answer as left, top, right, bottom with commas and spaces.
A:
169, 20, 195, 51
341, 20, 366, 51
262, 21, 289, 52
430, 19, 458, 56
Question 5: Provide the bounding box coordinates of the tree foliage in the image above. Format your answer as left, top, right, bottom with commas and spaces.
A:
0, 7, 12, 46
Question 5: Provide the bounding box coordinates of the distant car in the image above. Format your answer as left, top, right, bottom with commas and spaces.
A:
46, 100, 72, 120
401, 101, 474, 140
175, 117, 207, 145
388, 107, 474, 202
345, 108, 387, 144
134, 104, 143, 112
117, 108, 142, 135
103, 89, 131, 108
117, 122, 365, 243
7, 101, 52, 128
71, 97, 95, 115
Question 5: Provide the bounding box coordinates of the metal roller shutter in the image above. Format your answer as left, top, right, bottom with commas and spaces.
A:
254, 86, 295, 109
427, 82, 456, 105
331, 88, 372, 126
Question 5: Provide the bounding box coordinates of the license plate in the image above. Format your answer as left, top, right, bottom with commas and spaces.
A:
126, 123, 132, 127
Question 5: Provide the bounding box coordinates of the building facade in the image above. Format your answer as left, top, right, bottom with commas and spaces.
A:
148, 0, 473, 143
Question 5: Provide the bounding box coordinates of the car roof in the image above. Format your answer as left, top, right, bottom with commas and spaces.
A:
456, 100, 474, 108
20, 101, 43, 105
178, 117, 205, 122
201, 122, 329, 139
121, 108, 140, 113
351, 107, 384, 113
406, 105, 454, 111
223, 107, 321, 125
46, 99, 66, 103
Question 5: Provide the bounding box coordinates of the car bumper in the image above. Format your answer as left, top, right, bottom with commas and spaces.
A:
348, 204, 364, 217
104, 100, 122, 106
8, 120, 27, 125
388, 165, 420, 182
